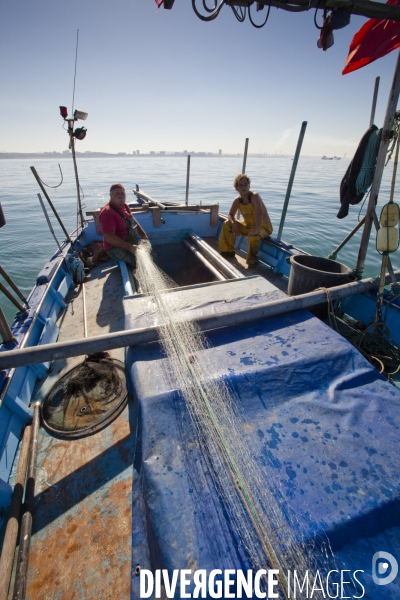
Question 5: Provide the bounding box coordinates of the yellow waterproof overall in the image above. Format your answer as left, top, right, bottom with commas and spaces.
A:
218, 195, 273, 265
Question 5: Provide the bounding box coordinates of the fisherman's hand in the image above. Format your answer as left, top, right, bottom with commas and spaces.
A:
129, 245, 138, 254
248, 230, 261, 237
232, 222, 240, 235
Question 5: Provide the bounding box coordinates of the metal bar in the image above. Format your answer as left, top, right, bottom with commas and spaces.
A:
133, 189, 167, 210
30, 167, 72, 243
370, 76, 380, 127
328, 217, 366, 259
70, 134, 85, 229
0, 265, 28, 304
13, 404, 40, 600
185, 154, 191, 206
277, 121, 307, 241
356, 50, 400, 277
182, 239, 226, 281
242, 138, 249, 174
37, 194, 62, 252
375, 254, 389, 322
0, 425, 31, 600
0, 307, 14, 343
256, 0, 400, 21
1, 270, 399, 371
187, 232, 243, 279
0, 281, 25, 313
82, 282, 88, 338
389, 127, 400, 203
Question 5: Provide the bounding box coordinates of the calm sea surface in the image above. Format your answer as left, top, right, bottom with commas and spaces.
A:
0, 156, 399, 324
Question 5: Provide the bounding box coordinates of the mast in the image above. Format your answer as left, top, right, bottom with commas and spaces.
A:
356, 50, 400, 277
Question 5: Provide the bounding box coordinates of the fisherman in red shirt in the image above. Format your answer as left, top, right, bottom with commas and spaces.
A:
99, 183, 148, 274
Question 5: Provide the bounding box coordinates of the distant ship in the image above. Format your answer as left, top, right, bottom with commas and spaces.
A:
322, 155, 341, 160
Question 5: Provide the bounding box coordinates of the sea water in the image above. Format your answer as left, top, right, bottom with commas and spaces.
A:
0, 156, 399, 325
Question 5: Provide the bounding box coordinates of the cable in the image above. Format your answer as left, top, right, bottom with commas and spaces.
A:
231, 4, 246, 21
248, 1, 271, 27
192, 0, 225, 21
36, 164, 63, 189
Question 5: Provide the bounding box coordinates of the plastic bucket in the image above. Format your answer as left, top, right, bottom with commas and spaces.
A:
287, 255, 353, 318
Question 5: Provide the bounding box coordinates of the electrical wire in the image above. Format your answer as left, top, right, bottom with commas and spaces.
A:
248, 0, 271, 28
231, 4, 246, 21
192, 0, 225, 21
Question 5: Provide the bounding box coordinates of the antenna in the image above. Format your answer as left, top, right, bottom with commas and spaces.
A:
72, 29, 79, 115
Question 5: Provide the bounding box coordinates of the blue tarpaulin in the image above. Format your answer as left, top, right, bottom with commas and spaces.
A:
126, 277, 400, 599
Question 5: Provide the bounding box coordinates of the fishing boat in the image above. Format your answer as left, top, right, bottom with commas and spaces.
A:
1, 6, 400, 600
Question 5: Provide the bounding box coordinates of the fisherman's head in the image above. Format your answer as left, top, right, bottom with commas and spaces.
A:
109, 183, 126, 207
234, 173, 251, 191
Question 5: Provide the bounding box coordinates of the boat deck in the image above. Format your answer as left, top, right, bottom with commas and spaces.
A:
16, 260, 134, 600
14, 241, 289, 599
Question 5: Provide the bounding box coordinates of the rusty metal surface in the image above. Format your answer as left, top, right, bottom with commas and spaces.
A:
17, 259, 136, 599
23, 402, 136, 600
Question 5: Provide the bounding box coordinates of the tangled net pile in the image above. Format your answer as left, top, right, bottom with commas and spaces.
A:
136, 241, 345, 598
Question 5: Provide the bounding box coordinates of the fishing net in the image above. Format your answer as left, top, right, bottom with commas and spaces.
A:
41, 352, 128, 437
136, 241, 348, 598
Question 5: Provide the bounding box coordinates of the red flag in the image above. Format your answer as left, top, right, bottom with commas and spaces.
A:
343, 0, 400, 74
155, 0, 164, 6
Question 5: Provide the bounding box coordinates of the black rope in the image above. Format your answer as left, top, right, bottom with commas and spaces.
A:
37, 163, 64, 189
314, 0, 325, 29
248, 1, 271, 27
231, 4, 246, 21
192, 0, 225, 21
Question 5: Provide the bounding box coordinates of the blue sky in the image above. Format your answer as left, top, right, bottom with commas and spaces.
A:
0, 0, 399, 156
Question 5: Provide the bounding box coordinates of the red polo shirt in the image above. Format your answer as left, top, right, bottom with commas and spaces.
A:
99, 203, 131, 251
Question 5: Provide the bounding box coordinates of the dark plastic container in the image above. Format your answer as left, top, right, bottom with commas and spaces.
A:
288, 254, 353, 296
287, 255, 354, 318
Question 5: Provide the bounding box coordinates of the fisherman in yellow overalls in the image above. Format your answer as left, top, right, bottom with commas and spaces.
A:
218, 173, 273, 266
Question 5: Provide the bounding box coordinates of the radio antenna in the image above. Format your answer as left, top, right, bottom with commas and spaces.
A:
72, 29, 79, 115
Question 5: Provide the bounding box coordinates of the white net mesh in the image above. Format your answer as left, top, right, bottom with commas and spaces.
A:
136, 241, 345, 598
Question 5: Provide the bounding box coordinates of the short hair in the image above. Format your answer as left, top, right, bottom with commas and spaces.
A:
110, 183, 125, 193
233, 173, 251, 189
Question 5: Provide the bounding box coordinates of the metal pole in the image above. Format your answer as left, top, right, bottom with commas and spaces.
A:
0, 281, 26, 313
182, 239, 225, 281
0, 307, 14, 343
185, 154, 191, 206
370, 76, 380, 127
69, 129, 85, 229
0, 425, 31, 600
37, 194, 62, 252
1, 269, 399, 371
30, 167, 72, 243
277, 121, 307, 241
0, 265, 28, 304
242, 138, 249, 174
356, 49, 400, 277
13, 403, 40, 600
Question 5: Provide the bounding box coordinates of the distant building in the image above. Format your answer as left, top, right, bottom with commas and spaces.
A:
118, 152, 127, 155
183, 150, 187, 155
219, 149, 222, 156
159, 151, 165, 156
150, 151, 155, 155
63, 150, 70, 155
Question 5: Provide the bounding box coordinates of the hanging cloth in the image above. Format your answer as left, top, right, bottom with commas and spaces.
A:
337, 125, 381, 219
